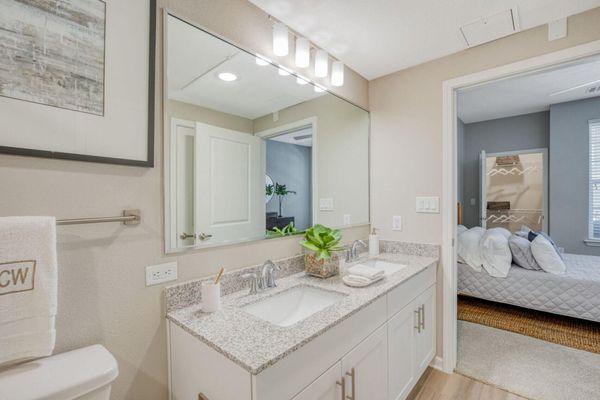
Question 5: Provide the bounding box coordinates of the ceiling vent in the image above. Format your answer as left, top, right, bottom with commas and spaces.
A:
460, 8, 520, 47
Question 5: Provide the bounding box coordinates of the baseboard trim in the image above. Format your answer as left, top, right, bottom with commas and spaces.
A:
430, 356, 444, 371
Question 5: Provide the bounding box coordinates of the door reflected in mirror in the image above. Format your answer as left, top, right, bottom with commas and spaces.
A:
164, 14, 369, 253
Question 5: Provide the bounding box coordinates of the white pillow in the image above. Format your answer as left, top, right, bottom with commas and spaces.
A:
480, 229, 512, 278
530, 235, 566, 275
487, 227, 511, 239
457, 225, 468, 236
457, 227, 485, 271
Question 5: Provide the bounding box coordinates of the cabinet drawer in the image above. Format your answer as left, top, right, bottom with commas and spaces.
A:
387, 263, 436, 319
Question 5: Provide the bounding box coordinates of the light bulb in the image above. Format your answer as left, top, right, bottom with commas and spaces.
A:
315, 49, 328, 78
272, 22, 289, 57
218, 72, 237, 82
331, 61, 344, 86
295, 37, 310, 68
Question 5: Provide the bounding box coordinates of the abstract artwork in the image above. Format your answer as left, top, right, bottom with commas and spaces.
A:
0, 0, 106, 115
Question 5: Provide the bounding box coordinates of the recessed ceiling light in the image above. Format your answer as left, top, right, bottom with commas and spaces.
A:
218, 72, 238, 82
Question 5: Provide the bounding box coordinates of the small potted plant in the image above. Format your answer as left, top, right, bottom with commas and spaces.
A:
300, 224, 344, 278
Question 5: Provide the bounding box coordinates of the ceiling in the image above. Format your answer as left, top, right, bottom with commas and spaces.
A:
268, 126, 313, 147
167, 15, 325, 120
458, 54, 600, 123
249, 0, 600, 80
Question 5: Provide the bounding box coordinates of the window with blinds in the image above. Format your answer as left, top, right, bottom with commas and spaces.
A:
589, 119, 600, 239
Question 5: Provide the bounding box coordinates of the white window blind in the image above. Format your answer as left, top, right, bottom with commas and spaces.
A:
589, 119, 600, 239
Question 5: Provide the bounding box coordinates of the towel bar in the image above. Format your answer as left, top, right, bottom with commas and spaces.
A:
57, 209, 141, 226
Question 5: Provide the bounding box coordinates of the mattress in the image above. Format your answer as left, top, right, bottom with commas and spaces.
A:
458, 254, 600, 322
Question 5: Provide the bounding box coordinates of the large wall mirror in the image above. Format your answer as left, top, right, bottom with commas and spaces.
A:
163, 13, 370, 253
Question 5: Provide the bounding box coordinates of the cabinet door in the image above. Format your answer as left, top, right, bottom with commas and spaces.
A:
292, 362, 342, 400
341, 324, 388, 400
387, 304, 417, 400
415, 285, 436, 375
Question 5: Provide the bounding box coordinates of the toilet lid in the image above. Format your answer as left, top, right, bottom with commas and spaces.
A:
0, 345, 118, 400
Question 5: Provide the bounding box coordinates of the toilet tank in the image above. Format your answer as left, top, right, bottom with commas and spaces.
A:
0, 345, 118, 400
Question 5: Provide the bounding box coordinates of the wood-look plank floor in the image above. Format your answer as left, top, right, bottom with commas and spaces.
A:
407, 368, 530, 400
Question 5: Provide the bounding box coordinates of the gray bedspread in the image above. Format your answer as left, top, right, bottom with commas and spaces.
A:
458, 254, 600, 322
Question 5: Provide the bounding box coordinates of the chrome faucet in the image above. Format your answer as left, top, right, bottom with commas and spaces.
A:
347, 239, 367, 262
260, 260, 281, 289
241, 271, 260, 295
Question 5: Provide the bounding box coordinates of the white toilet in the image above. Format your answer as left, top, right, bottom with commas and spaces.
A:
0, 345, 118, 400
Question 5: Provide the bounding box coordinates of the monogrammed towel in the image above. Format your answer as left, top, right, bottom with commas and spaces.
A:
0, 217, 57, 366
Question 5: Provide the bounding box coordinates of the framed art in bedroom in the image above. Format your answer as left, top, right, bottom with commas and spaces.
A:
0, 0, 156, 167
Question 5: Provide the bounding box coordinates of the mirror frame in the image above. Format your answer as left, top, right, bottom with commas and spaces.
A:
159, 8, 371, 254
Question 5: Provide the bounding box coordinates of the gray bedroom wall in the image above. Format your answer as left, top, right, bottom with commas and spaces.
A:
460, 111, 550, 227
550, 96, 600, 255
266, 140, 312, 230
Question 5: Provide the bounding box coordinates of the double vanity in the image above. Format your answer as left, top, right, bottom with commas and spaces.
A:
165, 247, 438, 400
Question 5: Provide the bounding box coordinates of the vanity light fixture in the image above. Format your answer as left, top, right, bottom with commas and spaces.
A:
314, 84, 326, 93
273, 22, 289, 56
295, 37, 310, 68
278, 66, 292, 76
331, 61, 344, 87
218, 72, 238, 82
315, 50, 328, 78
255, 55, 271, 66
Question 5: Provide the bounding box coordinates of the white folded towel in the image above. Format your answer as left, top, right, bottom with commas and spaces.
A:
347, 264, 385, 280
0, 217, 57, 367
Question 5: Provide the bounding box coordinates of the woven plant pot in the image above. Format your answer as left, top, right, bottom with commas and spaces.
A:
305, 252, 340, 278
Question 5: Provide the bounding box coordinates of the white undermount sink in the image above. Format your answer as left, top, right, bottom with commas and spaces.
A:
355, 259, 407, 276
243, 285, 346, 327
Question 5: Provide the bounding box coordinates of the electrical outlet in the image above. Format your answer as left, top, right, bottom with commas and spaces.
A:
343, 214, 351, 225
146, 261, 177, 286
392, 215, 402, 231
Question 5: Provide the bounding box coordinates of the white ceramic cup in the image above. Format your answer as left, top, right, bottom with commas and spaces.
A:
202, 281, 221, 312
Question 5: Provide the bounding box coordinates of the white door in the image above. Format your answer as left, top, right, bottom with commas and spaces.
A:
388, 305, 417, 400
479, 150, 487, 228
173, 121, 196, 249
291, 362, 342, 400
195, 122, 265, 246
341, 325, 388, 400
414, 285, 436, 376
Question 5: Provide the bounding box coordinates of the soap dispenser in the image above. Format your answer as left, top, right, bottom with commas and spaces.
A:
369, 227, 380, 256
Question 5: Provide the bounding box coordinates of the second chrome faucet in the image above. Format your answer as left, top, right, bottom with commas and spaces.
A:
242, 260, 282, 295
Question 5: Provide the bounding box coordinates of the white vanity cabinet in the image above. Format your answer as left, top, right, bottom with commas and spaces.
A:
168, 262, 437, 400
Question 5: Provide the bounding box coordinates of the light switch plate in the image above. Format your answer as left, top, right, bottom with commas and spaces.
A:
392, 215, 402, 231
343, 214, 351, 225
470, 198, 476, 206
146, 261, 177, 286
319, 198, 334, 211
416, 196, 440, 213
548, 18, 567, 41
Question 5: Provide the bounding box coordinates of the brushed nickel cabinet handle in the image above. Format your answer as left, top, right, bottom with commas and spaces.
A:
421, 304, 426, 330
414, 309, 421, 333
180, 232, 196, 240
198, 232, 213, 241
337, 376, 346, 400
345, 368, 356, 400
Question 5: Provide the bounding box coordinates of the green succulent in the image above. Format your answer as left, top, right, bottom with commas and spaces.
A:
300, 224, 344, 260
266, 222, 299, 238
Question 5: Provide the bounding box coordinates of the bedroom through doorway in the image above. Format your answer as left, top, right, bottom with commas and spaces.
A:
454, 52, 600, 400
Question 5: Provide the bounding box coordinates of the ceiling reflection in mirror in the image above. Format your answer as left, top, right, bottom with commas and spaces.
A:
164, 14, 369, 253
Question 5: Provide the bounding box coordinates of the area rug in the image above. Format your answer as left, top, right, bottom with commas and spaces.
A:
457, 321, 600, 400
457, 295, 600, 353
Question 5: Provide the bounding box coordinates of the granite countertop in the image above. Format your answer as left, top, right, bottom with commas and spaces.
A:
166, 252, 438, 375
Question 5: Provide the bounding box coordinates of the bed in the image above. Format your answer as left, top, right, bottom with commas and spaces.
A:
458, 253, 600, 323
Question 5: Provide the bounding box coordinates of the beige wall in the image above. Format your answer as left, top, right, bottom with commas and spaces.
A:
254, 95, 370, 228
167, 99, 253, 133
369, 8, 600, 358
0, 1, 369, 400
